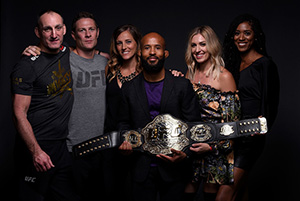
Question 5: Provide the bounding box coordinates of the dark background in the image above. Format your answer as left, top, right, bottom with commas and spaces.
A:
1, 0, 299, 199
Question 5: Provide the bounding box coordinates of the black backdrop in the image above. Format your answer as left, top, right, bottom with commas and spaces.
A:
1, 0, 299, 200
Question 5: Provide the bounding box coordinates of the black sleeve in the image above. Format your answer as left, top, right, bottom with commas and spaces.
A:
11, 57, 35, 96
181, 80, 202, 122
261, 59, 280, 130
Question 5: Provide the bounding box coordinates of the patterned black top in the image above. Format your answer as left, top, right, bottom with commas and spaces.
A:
192, 83, 241, 184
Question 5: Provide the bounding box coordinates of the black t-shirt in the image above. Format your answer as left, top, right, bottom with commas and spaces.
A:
11, 44, 74, 140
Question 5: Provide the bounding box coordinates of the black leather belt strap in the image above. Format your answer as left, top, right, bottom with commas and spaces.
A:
72, 114, 267, 157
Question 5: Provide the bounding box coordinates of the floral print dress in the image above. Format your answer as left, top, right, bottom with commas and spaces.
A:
192, 83, 241, 185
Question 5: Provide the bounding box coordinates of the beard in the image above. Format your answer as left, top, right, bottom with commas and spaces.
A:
141, 55, 165, 74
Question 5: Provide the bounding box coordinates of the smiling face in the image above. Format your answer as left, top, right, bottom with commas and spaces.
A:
116, 30, 138, 61
140, 32, 169, 73
141, 33, 165, 65
234, 22, 255, 53
191, 33, 210, 64
35, 11, 66, 53
72, 18, 99, 51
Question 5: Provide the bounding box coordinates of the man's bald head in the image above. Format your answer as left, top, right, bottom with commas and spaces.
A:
141, 32, 166, 49
139, 32, 169, 77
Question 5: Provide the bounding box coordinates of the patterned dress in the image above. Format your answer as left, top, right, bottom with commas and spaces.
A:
192, 83, 241, 185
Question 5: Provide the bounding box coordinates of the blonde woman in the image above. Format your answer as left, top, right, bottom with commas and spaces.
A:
184, 26, 241, 201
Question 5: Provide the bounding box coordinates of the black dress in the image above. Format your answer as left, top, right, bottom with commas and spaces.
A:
234, 56, 280, 170
105, 76, 122, 132
104, 71, 137, 201
105, 70, 138, 132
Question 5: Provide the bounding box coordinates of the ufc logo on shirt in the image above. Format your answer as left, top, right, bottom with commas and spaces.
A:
76, 70, 105, 88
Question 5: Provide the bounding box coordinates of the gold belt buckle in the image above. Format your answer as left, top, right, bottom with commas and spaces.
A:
190, 124, 213, 142
141, 114, 189, 155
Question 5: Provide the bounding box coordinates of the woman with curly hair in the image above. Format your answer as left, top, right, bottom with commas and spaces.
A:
223, 14, 280, 201
103, 24, 142, 201
105, 24, 142, 132
184, 25, 241, 201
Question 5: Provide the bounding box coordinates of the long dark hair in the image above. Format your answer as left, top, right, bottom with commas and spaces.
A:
107, 24, 142, 82
223, 14, 268, 84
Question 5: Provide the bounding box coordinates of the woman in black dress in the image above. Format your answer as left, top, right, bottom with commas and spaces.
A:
223, 14, 280, 201
104, 24, 142, 201
105, 24, 142, 133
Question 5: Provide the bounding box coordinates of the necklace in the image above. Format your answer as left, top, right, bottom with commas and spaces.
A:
117, 69, 137, 84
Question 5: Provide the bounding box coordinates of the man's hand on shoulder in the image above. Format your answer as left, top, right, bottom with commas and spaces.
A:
23, 45, 41, 56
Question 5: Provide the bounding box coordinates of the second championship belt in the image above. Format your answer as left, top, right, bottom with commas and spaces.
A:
73, 114, 267, 157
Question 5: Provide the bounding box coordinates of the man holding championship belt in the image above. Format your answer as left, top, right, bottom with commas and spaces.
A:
72, 32, 268, 201
117, 32, 201, 201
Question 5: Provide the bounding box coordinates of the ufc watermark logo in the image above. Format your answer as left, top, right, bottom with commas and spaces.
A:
24, 176, 36, 183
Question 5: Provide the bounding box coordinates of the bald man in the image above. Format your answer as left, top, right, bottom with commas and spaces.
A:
11, 10, 78, 201
117, 32, 201, 201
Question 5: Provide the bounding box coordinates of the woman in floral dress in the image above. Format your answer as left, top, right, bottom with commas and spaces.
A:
183, 26, 240, 201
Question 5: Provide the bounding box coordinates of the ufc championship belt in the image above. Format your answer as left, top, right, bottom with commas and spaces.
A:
72, 114, 267, 157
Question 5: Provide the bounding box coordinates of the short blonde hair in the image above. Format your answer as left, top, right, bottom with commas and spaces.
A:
185, 25, 224, 81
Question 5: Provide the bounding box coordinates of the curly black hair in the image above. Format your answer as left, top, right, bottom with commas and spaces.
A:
223, 13, 268, 84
